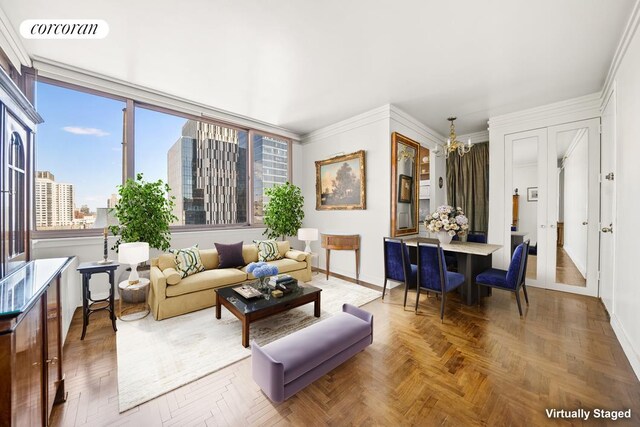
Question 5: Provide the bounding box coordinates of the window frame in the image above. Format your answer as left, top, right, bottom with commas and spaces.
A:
32, 78, 293, 238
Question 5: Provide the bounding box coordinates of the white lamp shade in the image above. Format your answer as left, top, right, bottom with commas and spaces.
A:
93, 207, 119, 229
297, 228, 319, 241
118, 242, 149, 265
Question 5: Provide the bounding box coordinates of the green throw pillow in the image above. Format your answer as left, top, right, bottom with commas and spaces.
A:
169, 245, 205, 278
253, 240, 281, 262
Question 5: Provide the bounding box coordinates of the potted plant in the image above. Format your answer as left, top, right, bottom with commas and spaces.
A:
425, 205, 469, 244
109, 173, 178, 252
263, 182, 305, 240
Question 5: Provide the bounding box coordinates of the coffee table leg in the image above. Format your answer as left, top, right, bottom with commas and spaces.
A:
215, 300, 221, 319
314, 293, 321, 317
242, 318, 249, 348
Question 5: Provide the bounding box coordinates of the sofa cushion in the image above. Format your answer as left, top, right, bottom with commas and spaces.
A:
242, 245, 259, 264
170, 245, 205, 278
163, 267, 182, 285
215, 241, 245, 268
157, 253, 176, 271
262, 312, 371, 383
166, 268, 247, 297
277, 241, 291, 257
241, 258, 306, 279
285, 250, 306, 262
199, 249, 219, 270
254, 240, 281, 262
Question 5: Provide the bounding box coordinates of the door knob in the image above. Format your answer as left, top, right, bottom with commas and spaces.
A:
601, 223, 613, 233
550, 224, 556, 228
540, 225, 546, 228
582, 221, 588, 225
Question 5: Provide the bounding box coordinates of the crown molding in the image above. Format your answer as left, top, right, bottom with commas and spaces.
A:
0, 6, 31, 70
301, 104, 392, 143
601, 0, 640, 106
33, 56, 301, 141
389, 104, 445, 147
488, 92, 601, 131
458, 130, 489, 144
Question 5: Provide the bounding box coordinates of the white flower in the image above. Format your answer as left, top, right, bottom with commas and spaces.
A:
432, 212, 439, 219
448, 230, 456, 236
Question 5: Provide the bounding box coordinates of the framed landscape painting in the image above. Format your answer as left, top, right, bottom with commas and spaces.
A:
315, 150, 366, 210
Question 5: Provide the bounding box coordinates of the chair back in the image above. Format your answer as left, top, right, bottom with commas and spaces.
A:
505, 242, 526, 289
519, 239, 530, 287
467, 231, 487, 243
383, 238, 411, 283
416, 240, 446, 292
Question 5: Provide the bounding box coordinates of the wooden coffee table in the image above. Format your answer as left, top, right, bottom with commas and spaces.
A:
215, 282, 322, 347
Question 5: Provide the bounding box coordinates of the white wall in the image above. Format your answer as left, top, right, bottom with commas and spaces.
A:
607, 2, 640, 379
561, 133, 588, 276
513, 165, 538, 245
299, 105, 444, 285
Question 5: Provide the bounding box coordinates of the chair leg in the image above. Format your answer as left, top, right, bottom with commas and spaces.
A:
440, 292, 446, 323
382, 278, 387, 299
477, 283, 481, 307
403, 281, 409, 308
522, 283, 529, 305
415, 286, 421, 313
515, 290, 523, 317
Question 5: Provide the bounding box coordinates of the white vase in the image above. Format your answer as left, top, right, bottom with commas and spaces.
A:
438, 231, 453, 245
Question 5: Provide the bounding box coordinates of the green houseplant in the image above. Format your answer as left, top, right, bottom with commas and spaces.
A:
109, 173, 178, 252
263, 182, 305, 240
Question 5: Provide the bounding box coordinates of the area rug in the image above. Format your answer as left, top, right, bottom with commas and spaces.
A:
116, 276, 381, 412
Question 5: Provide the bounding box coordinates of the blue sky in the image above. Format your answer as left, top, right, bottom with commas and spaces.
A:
36, 82, 186, 211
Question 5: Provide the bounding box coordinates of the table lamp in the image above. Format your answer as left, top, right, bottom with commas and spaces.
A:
93, 207, 119, 264
118, 242, 149, 285
297, 228, 318, 253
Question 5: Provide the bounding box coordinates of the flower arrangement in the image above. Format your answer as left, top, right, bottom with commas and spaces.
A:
246, 262, 279, 278
425, 205, 469, 237
246, 262, 279, 291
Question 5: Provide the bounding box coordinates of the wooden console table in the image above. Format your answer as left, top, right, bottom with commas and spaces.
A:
321, 233, 360, 282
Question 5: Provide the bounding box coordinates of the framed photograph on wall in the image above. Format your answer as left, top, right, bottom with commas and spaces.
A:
398, 174, 413, 203
315, 150, 366, 210
527, 187, 538, 201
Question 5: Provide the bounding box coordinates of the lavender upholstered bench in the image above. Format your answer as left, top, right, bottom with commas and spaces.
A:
251, 303, 373, 402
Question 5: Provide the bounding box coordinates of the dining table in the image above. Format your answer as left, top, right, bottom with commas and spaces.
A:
404, 237, 503, 305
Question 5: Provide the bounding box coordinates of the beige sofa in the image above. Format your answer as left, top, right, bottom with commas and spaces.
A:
149, 241, 311, 320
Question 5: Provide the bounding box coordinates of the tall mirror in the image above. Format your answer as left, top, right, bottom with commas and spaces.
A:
391, 132, 420, 236
554, 127, 589, 287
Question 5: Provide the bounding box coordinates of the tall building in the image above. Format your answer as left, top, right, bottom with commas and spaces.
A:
167, 120, 247, 225
35, 171, 74, 228
252, 135, 289, 221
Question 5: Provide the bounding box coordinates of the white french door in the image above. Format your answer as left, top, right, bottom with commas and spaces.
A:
506, 118, 600, 296
599, 91, 616, 312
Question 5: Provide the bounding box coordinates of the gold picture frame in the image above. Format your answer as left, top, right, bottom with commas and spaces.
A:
315, 150, 366, 210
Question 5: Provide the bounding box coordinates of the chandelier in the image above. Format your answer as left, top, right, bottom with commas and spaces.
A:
435, 117, 472, 158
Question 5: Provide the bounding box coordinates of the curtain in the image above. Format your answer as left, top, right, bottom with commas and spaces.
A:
446, 142, 489, 232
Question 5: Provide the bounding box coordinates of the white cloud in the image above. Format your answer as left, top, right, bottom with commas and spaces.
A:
62, 126, 109, 137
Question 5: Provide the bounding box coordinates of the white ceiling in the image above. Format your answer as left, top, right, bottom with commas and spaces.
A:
1, 0, 634, 136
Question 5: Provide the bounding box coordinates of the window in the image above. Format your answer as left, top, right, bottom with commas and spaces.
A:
34, 78, 291, 234
35, 81, 124, 230
135, 106, 248, 226
252, 133, 290, 223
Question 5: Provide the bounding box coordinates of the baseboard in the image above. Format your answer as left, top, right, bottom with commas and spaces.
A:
311, 267, 380, 291
610, 313, 640, 381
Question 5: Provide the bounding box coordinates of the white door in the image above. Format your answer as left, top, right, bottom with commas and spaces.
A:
545, 118, 600, 296
599, 90, 616, 313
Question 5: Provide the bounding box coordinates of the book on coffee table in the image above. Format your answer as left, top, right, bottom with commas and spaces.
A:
233, 284, 262, 299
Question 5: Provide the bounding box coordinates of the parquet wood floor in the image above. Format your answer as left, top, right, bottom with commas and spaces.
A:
50, 283, 640, 426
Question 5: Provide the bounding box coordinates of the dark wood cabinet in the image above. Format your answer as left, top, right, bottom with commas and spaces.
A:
0, 258, 71, 426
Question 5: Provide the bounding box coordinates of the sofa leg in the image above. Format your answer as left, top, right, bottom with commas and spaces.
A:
382, 278, 388, 299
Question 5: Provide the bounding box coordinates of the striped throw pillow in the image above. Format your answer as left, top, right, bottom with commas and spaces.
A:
253, 240, 281, 262
169, 245, 205, 278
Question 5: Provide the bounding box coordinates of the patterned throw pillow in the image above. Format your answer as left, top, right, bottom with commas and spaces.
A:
253, 240, 281, 262
169, 245, 205, 278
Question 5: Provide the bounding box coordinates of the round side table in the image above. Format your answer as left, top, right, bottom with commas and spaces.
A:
118, 278, 150, 321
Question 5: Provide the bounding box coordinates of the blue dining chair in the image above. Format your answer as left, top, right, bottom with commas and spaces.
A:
475, 240, 530, 316
383, 237, 417, 307
416, 240, 465, 321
